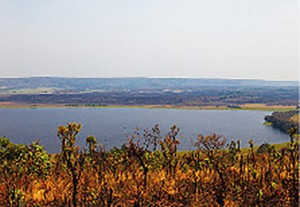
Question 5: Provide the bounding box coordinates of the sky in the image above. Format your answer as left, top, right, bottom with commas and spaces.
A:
0, 0, 298, 80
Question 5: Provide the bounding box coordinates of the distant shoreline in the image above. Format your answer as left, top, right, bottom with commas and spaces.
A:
0, 102, 296, 111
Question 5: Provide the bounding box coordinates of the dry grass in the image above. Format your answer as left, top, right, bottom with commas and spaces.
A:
0, 139, 298, 206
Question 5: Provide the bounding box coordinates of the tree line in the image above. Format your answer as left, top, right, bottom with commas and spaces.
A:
265, 110, 299, 134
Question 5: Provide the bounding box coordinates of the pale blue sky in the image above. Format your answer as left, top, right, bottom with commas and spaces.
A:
0, 0, 298, 80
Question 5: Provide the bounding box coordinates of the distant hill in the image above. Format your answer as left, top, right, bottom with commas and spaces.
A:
0, 77, 298, 92
0, 77, 298, 107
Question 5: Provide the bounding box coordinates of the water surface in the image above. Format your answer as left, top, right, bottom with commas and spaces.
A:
0, 108, 288, 153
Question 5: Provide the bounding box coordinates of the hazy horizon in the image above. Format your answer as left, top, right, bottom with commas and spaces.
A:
0, 76, 299, 82
0, 0, 299, 81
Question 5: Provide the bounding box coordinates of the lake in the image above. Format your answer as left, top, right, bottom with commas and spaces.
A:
0, 108, 288, 153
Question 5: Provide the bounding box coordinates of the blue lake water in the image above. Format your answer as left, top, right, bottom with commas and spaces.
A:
0, 108, 288, 153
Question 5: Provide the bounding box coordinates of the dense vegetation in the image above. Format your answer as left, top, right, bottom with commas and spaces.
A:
0, 87, 298, 107
0, 77, 298, 107
265, 110, 299, 134
0, 123, 298, 206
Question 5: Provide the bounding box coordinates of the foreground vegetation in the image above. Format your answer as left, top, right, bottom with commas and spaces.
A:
0, 123, 299, 206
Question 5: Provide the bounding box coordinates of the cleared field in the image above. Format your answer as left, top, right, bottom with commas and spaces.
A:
0, 102, 296, 111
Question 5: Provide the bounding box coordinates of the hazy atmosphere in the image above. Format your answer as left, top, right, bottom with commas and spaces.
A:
0, 0, 298, 80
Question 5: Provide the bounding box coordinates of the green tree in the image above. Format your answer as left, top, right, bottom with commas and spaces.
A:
57, 122, 84, 207
0, 138, 51, 206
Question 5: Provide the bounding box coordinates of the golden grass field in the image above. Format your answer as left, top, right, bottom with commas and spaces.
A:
0, 123, 298, 206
